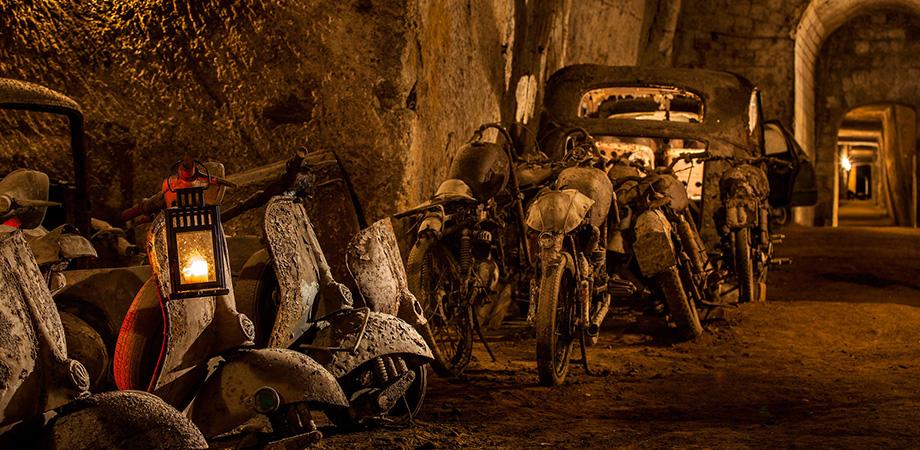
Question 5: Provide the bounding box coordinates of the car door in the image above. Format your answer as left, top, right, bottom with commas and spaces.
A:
763, 120, 818, 207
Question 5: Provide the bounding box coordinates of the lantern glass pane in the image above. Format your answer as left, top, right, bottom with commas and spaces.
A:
175, 230, 217, 285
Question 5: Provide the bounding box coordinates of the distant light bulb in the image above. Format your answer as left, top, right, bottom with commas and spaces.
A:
840, 155, 852, 171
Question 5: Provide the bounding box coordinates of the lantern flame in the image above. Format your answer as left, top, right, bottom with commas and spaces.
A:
181, 254, 211, 284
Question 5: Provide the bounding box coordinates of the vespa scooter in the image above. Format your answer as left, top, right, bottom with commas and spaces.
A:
228, 150, 432, 428
114, 158, 349, 447
0, 187, 206, 449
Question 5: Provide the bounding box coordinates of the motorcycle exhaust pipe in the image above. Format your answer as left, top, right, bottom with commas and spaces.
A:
586, 292, 611, 337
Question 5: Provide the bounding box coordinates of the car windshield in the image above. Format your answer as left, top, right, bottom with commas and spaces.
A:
579, 86, 704, 123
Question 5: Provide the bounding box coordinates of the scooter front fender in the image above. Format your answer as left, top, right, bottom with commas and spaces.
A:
189, 348, 347, 439
45, 390, 207, 450
303, 309, 433, 379
633, 209, 677, 278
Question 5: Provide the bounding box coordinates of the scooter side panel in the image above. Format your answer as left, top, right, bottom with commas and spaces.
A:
0, 232, 83, 425
189, 348, 348, 439
346, 218, 427, 327
263, 198, 323, 349
304, 310, 433, 379
45, 390, 207, 450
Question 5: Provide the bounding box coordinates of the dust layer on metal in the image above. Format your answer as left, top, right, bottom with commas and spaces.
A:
45, 391, 207, 450
555, 166, 613, 228
262, 197, 322, 349
525, 189, 594, 234
0, 231, 82, 425
542, 64, 759, 153
189, 348, 347, 439
633, 209, 677, 277
226, 150, 365, 291
303, 309, 432, 379
346, 218, 427, 327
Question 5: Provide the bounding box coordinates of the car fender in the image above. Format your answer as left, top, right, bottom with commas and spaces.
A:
44, 390, 207, 450
633, 209, 677, 277
189, 348, 348, 439
303, 309, 432, 379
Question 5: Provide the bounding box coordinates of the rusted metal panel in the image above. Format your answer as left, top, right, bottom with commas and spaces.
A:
262, 197, 322, 349
0, 78, 82, 113
542, 65, 759, 152
525, 189, 594, 234
0, 232, 83, 425
555, 167, 612, 227
46, 391, 207, 449
346, 218, 427, 327
303, 309, 432, 379
633, 209, 677, 277
189, 348, 348, 439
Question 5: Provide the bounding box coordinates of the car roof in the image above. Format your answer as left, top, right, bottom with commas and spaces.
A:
542, 65, 759, 152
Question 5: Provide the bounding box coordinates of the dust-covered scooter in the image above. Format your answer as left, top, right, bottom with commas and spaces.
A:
228, 150, 432, 428
114, 159, 349, 447
0, 180, 206, 449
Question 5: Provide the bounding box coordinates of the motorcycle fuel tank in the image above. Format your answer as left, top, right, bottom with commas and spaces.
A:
446, 141, 511, 201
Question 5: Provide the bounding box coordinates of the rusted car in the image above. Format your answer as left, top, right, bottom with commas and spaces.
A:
538, 65, 817, 304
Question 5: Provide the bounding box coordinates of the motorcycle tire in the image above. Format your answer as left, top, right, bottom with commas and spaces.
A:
655, 266, 703, 341
406, 238, 474, 377
734, 228, 756, 303
535, 253, 577, 386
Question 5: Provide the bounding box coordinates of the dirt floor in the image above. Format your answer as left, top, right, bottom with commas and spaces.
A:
322, 225, 920, 449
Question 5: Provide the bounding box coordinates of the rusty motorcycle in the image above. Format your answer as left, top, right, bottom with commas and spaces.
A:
397, 123, 537, 377
524, 129, 619, 386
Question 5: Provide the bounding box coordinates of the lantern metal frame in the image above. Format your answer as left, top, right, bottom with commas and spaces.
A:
164, 186, 228, 299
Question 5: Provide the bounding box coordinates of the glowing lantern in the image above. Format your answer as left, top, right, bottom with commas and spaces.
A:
165, 186, 228, 299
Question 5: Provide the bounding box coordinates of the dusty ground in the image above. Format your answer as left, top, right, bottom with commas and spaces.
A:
323, 225, 920, 449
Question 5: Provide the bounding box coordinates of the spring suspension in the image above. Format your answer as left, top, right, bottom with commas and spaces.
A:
374, 357, 389, 383
460, 230, 472, 275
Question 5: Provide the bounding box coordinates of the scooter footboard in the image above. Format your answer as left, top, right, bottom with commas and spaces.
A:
45, 391, 207, 450
189, 348, 348, 439
302, 309, 433, 379
633, 210, 677, 277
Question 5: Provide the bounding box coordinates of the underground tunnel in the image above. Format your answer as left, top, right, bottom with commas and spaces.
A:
0, 0, 916, 448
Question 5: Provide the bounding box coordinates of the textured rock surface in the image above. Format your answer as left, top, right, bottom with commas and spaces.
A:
0, 0, 651, 224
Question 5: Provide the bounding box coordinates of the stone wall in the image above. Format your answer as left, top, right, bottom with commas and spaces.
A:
673, 0, 808, 126
0, 0, 651, 225
814, 10, 920, 226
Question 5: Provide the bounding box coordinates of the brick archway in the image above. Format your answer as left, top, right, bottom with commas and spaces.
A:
794, 0, 920, 225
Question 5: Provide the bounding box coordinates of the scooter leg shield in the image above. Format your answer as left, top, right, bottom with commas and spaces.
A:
633, 210, 678, 278
189, 348, 348, 439
44, 390, 207, 450
303, 309, 433, 379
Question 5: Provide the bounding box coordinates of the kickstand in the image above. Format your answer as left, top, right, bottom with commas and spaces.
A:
579, 334, 591, 375
400, 395, 415, 427
471, 309, 497, 362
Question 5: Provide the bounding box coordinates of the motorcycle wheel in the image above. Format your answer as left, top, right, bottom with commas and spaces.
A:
656, 266, 703, 340
327, 356, 427, 430
535, 253, 577, 386
406, 238, 474, 377
734, 228, 756, 303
